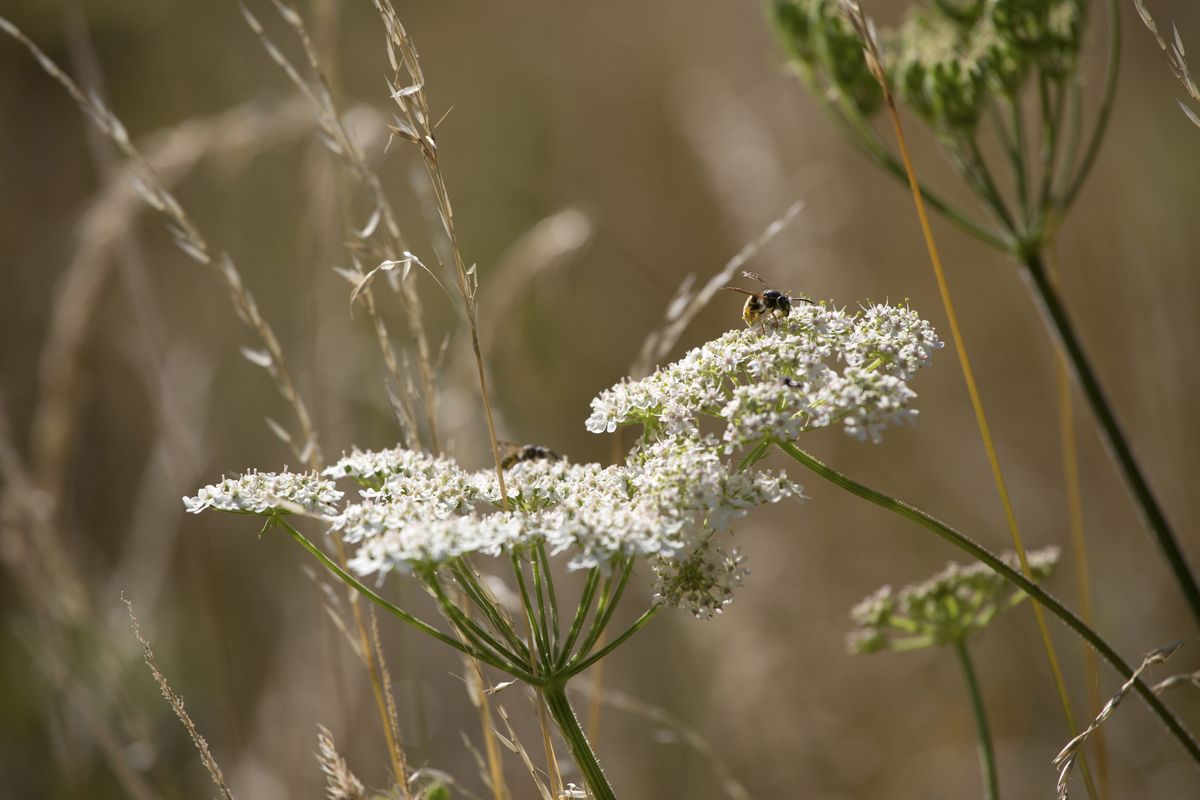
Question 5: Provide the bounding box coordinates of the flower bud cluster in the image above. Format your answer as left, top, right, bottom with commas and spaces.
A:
772, 0, 1086, 132
587, 302, 941, 447
846, 545, 1059, 653
890, 0, 1085, 131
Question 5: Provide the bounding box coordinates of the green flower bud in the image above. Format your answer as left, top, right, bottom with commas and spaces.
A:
770, 0, 883, 117
991, 0, 1085, 78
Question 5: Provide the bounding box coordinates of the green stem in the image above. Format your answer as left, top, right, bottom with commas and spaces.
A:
1019, 253, 1200, 627
447, 559, 531, 662
536, 542, 561, 652
573, 558, 634, 663
819, 87, 1008, 250
775, 441, 1200, 766
543, 684, 616, 800
1060, 0, 1121, 212
426, 573, 538, 680
511, 552, 553, 671
955, 640, 1000, 800
276, 520, 486, 662
556, 568, 602, 670
564, 604, 663, 679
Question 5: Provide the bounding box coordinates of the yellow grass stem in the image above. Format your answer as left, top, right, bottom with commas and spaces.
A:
846, 7, 1094, 795
1047, 238, 1109, 799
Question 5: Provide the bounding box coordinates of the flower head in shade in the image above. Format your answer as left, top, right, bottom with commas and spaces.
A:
846, 546, 1060, 654
587, 302, 941, 447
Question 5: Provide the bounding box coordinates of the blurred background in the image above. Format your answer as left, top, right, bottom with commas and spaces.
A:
3, 0, 1200, 797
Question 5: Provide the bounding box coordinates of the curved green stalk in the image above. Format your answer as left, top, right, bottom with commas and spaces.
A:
775, 441, 1200, 766
956, 640, 999, 800
1019, 253, 1200, 627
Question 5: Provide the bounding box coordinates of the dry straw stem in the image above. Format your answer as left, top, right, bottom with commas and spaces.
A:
631, 200, 805, 379
371, 609, 413, 798
371, 0, 509, 504
462, 639, 512, 800
0, 15, 322, 469
494, 706, 555, 800
125, 597, 235, 800
0, 15, 420, 783
241, 0, 443, 451
316, 725, 369, 800
1135, 0, 1200, 128
1047, 240, 1109, 797
1053, 640, 1188, 800
841, 1, 1093, 794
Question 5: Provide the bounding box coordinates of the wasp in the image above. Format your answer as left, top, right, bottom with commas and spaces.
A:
499, 443, 562, 471
722, 271, 812, 328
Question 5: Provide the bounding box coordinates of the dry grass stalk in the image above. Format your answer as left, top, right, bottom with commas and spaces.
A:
494, 706, 555, 800
316, 725, 369, 800
0, 15, 322, 470
125, 597, 235, 800
241, 1, 442, 452
463, 651, 512, 800
371, 609, 413, 798
371, 0, 509, 504
1053, 641, 1186, 800
1134, 0, 1200, 128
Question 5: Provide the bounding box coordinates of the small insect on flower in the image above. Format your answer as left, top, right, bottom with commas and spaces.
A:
498, 442, 563, 471
722, 270, 813, 329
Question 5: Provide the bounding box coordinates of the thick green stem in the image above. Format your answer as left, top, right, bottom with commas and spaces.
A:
955, 640, 1000, 800
543, 684, 617, 800
775, 442, 1200, 766
1019, 253, 1200, 628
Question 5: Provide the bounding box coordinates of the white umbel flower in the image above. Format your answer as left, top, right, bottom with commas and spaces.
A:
183, 470, 342, 517
587, 303, 942, 446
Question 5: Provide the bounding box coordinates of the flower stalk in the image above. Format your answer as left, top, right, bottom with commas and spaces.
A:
777, 440, 1200, 767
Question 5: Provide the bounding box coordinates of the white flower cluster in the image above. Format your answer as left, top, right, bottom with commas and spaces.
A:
185, 439, 800, 619
339, 437, 802, 587
183, 470, 343, 517
586, 303, 942, 446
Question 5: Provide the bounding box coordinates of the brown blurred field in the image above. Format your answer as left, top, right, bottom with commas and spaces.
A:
3, 1, 1200, 798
